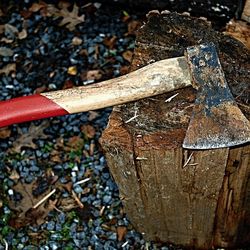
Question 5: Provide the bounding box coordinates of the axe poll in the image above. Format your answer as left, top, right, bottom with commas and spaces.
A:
0, 43, 249, 149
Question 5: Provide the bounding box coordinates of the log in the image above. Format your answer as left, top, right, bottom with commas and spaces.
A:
100, 11, 250, 249
242, 0, 250, 22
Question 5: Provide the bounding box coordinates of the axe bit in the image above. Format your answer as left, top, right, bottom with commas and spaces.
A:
183, 43, 250, 149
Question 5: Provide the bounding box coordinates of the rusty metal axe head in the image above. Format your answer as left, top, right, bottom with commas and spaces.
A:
183, 42, 250, 149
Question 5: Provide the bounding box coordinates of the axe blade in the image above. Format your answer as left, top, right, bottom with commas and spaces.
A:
183, 43, 250, 149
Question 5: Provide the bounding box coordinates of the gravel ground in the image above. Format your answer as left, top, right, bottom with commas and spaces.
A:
0, 1, 240, 249
0, 2, 175, 249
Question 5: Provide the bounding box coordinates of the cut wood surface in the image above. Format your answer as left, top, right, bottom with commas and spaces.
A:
242, 0, 250, 22
100, 11, 250, 249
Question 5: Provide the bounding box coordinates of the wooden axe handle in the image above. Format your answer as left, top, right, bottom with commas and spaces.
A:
0, 57, 191, 127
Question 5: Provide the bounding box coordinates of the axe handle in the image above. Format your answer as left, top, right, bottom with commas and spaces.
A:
0, 56, 191, 127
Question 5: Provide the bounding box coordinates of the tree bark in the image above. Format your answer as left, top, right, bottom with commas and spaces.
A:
100, 11, 250, 249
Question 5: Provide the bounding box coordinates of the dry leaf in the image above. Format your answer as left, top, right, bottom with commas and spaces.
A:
0, 63, 16, 75
225, 19, 250, 49
41, 4, 60, 17
4, 23, 18, 38
88, 111, 99, 121
18, 29, 28, 40
1, 23, 28, 41
0, 127, 11, 138
103, 36, 117, 49
86, 70, 102, 81
9, 178, 59, 228
9, 169, 20, 181
117, 226, 127, 241
127, 20, 141, 35
81, 125, 96, 139
0, 37, 14, 44
58, 4, 85, 31
67, 65, 77, 75
11, 121, 49, 153
58, 1, 71, 9
59, 196, 79, 211
29, 2, 47, 12
67, 136, 84, 151
122, 50, 133, 62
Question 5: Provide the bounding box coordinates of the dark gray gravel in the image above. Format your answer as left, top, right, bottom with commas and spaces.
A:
0, 1, 175, 249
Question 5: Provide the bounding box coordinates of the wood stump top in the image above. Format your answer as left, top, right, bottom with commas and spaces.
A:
106, 12, 249, 151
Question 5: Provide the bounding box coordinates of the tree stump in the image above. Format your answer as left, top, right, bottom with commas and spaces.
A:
100, 12, 250, 249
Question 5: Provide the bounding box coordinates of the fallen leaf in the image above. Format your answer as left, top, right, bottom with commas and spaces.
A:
88, 111, 99, 121
40, 4, 60, 17
117, 226, 127, 241
2, 23, 28, 41
59, 196, 78, 211
58, 1, 71, 10
86, 70, 102, 81
29, 199, 57, 225
67, 65, 77, 75
103, 36, 117, 49
18, 29, 28, 40
67, 136, 84, 151
81, 125, 96, 139
127, 20, 141, 35
29, 2, 47, 12
11, 121, 49, 153
122, 50, 133, 62
0, 63, 16, 75
58, 4, 85, 31
9, 180, 54, 227
4, 24, 19, 38
9, 169, 20, 181
0, 37, 14, 44
0, 127, 11, 138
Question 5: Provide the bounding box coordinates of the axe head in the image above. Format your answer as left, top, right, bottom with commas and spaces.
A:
183, 43, 250, 149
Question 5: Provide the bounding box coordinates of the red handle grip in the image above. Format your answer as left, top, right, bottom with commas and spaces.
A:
0, 94, 68, 127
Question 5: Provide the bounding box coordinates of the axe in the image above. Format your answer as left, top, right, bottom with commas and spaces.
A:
0, 43, 249, 149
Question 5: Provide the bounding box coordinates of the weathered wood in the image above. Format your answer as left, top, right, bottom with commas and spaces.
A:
100, 12, 250, 249
242, 0, 250, 22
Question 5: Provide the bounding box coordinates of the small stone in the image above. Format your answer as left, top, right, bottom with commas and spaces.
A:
74, 185, 83, 194
72, 37, 83, 46
49, 242, 59, 250
0, 47, 14, 57
8, 189, 14, 196
30, 165, 39, 172
47, 221, 55, 231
